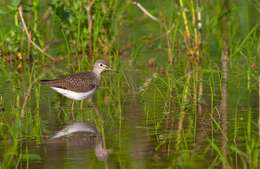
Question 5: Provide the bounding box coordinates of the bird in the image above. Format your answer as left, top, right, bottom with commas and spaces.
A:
40, 60, 110, 101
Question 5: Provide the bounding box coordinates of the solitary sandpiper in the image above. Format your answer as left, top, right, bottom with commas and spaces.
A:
40, 60, 110, 100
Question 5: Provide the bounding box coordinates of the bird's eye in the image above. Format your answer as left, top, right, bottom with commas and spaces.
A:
100, 64, 103, 67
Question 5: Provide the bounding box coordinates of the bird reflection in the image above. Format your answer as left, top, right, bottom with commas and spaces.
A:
46, 122, 111, 161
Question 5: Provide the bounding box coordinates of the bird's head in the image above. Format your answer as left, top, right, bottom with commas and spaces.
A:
93, 60, 110, 75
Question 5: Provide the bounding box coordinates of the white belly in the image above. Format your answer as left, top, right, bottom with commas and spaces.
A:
51, 87, 96, 100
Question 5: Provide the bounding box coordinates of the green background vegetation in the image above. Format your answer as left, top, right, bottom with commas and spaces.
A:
0, 0, 259, 169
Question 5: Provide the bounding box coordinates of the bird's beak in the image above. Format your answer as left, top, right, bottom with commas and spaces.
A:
104, 65, 112, 71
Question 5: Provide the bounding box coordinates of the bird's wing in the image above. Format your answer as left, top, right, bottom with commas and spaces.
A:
64, 72, 98, 92
41, 72, 98, 92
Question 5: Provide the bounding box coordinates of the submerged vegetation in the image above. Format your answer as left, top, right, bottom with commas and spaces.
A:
0, 0, 259, 168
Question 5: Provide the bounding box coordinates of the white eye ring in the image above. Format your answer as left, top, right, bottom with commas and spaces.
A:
99, 64, 103, 67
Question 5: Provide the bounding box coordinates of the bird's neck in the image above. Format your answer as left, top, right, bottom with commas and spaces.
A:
93, 68, 102, 79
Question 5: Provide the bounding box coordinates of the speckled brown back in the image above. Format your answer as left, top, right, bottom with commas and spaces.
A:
41, 72, 99, 92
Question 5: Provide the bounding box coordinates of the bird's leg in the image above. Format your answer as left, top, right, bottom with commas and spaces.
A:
89, 98, 104, 130
71, 100, 75, 120
80, 100, 84, 111
90, 99, 101, 118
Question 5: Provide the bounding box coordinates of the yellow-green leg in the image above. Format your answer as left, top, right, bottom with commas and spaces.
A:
71, 100, 75, 120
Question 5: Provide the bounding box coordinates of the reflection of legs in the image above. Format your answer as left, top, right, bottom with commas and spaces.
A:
90, 100, 111, 167
89, 98, 107, 154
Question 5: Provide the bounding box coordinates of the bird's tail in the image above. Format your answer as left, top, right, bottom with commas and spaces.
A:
40, 79, 57, 85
